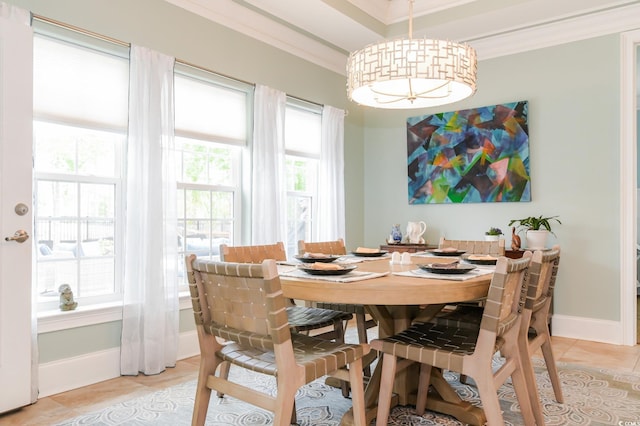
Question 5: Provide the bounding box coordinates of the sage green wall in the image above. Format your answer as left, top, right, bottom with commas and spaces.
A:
38, 308, 196, 364
38, 322, 121, 363
361, 35, 621, 322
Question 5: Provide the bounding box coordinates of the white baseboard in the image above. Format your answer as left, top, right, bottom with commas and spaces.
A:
38, 330, 199, 398
552, 314, 625, 345
36, 315, 631, 399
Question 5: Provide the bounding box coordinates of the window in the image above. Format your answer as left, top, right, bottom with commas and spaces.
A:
174, 65, 250, 280
33, 24, 129, 311
284, 100, 322, 255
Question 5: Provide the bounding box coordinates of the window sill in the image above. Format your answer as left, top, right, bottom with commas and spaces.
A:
37, 291, 193, 333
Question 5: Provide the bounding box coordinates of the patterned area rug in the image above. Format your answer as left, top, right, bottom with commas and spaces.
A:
55, 357, 640, 426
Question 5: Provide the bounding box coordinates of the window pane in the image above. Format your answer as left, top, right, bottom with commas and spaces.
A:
33, 123, 77, 174
286, 195, 312, 254
177, 137, 234, 186
79, 258, 115, 297
36, 181, 78, 217
285, 106, 321, 155
37, 258, 77, 299
34, 122, 121, 177
178, 190, 233, 259
81, 183, 115, 218
185, 189, 211, 218
286, 157, 318, 192
175, 74, 247, 141
35, 172, 117, 302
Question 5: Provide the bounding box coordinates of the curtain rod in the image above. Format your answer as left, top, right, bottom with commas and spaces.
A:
175, 59, 254, 88
32, 14, 129, 47
31, 14, 347, 115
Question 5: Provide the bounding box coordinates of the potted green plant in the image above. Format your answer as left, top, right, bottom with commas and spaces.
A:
508, 215, 561, 249
484, 227, 503, 241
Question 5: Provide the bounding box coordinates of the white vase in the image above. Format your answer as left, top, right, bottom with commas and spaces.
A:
484, 235, 500, 242
526, 230, 549, 250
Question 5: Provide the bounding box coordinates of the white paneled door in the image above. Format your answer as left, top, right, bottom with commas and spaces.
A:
0, 10, 35, 413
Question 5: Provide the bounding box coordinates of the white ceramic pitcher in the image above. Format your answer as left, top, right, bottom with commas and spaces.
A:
406, 221, 427, 244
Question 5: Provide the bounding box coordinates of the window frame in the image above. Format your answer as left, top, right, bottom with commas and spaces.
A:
174, 64, 252, 285
32, 24, 130, 313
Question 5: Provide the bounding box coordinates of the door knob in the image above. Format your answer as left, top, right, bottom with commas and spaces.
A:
5, 229, 29, 243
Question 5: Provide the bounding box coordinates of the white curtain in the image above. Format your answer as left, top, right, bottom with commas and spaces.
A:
251, 85, 287, 244
121, 45, 178, 376
317, 105, 346, 241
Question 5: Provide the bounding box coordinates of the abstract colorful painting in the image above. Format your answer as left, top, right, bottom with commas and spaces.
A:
407, 100, 531, 204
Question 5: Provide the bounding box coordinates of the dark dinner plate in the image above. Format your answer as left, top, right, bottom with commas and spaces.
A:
298, 264, 357, 276
461, 254, 498, 265
295, 254, 341, 263
417, 263, 476, 275
427, 249, 467, 256
350, 250, 388, 257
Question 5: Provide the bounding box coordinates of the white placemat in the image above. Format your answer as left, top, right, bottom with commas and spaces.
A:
279, 268, 389, 283
393, 267, 494, 281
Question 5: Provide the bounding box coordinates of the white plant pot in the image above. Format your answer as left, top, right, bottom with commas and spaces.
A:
484, 235, 500, 242
526, 230, 549, 250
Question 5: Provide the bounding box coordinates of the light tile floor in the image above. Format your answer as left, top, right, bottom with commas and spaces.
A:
2, 322, 640, 426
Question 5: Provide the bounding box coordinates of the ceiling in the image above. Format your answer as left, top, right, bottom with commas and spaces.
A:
165, 0, 640, 76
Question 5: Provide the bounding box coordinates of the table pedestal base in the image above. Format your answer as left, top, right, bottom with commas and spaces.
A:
423, 369, 486, 426
339, 368, 486, 426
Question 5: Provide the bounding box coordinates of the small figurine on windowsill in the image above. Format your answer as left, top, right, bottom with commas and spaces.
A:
59, 284, 78, 311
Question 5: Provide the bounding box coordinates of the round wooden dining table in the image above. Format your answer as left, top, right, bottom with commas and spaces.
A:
279, 255, 493, 426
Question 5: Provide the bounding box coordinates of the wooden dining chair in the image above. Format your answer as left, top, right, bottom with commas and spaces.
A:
370, 254, 536, 426
429, 246, 563, 424
520, 246, 563, 424
438, 236, 506, 255
297, 238, 377, 346
219, 242, 354, 341
528, 246, 562, 398
186, 256, 370, 426
219, 242, 355, 399
434, 236, 506, 312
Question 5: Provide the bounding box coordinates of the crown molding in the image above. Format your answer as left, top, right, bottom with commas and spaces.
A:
471, 2, 640, 60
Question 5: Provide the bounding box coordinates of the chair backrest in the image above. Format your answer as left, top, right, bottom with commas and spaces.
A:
220, 242, 287, 263
439, 237, 505, 255
298, 239, 347, 256
525, 245, 560, 315
186, 255, 292, 351
480, 253, 532, 338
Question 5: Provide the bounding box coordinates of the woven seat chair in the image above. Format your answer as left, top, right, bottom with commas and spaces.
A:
370, 254, 536, 426
439, 236, 506, 256
297, 239, 377, 345
220, 242, 355, 398
429, 246, 563, 425
219, 242, 354, 340
186, 256, 370, 426
430, 236, 507, 315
